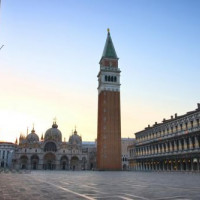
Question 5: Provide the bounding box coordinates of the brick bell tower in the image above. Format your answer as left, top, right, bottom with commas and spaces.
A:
97, 29, 121, 170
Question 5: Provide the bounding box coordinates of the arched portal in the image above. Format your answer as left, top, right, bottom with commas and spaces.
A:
44, 142, 57, 152
31, 155, 39, 170
43, 153, 56, 170
60, 156, 69, 170
71, 156, 79, 170
20, 155, 28, 169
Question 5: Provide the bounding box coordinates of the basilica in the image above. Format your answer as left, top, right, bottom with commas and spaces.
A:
12, 122, 96, 170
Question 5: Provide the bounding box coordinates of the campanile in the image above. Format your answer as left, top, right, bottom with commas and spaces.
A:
97, 29, 121, 170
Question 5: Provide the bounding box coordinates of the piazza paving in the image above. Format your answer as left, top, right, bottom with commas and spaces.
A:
0, 171, 200, 200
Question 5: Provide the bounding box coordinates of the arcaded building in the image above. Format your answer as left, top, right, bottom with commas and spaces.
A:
13, 122, 96, 170
134, 104, 200, 171
97, 29, 121, 170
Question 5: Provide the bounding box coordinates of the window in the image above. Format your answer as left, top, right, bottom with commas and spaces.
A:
180, 124, 183, 131
108, 76, 110, 81
114, 76, 117, 82
185, 122, 188, 130
197, 119, 200, 127
111, 76, 113, 82
191, 121, 193, 129
105, 75, 107, 81
44, 142, 57, 152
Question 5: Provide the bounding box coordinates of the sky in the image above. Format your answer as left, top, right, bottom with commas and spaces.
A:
0, 0, 200, 143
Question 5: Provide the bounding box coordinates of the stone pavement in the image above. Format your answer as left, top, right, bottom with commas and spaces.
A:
0, 171, 200, 200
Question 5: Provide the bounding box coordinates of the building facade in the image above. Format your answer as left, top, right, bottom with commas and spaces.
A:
134, 104, 200, 172
0, 142, 16, 168
121, 138, 135, 170
97, 29, 121, 170
12, 122, 96, 170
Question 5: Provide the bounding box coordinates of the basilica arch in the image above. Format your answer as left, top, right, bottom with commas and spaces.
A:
31, 155, 39, 170
70, 156, 79, 170
44, 142, 57, 152
60, 155, 69, 170
20, 155, 28, 170
43, 153, 56, 170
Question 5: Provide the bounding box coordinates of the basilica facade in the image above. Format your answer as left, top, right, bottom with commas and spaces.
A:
12, 122, 96, 170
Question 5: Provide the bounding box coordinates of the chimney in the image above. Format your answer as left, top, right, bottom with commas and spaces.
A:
171, 115, 173, 119
163, 118, 166, 122
198, 103, 200, 110
175, 113, 177, 118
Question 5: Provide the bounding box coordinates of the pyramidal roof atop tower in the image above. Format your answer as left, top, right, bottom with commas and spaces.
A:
101, 29, 118, 60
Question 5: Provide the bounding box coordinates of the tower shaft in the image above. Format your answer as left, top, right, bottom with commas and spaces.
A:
97, 30, 121, 170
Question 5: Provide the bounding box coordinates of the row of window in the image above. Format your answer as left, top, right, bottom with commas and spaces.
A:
105, 75, 117, 82
0, 150, 9, 159
136, 135, 200, 156
137, 119, 200, 142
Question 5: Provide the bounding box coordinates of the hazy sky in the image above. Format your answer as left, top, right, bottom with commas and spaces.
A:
0, 0, 200, 142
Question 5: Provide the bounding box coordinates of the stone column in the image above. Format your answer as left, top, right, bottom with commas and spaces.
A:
166, 143, 168, 153
174, 141, 177, 152
158, 145, 161, 154
179, 140, 182, 151
189, 137, 193, 150
150, 146, 152, 155
184, 139, 188, 151
146, 147, 149, 155
195, 136, 199, 149
145, 146, 148, 155
155, 145, 157, 154
169, 142, 173, 152
162, 143, 165, 154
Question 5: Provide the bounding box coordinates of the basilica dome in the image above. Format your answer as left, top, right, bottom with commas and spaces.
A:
69, 129, 82, 145
26, 128, 39, 144
44, 122, 62, 142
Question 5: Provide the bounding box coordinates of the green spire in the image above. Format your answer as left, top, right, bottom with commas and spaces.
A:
101, 29, 118, 59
